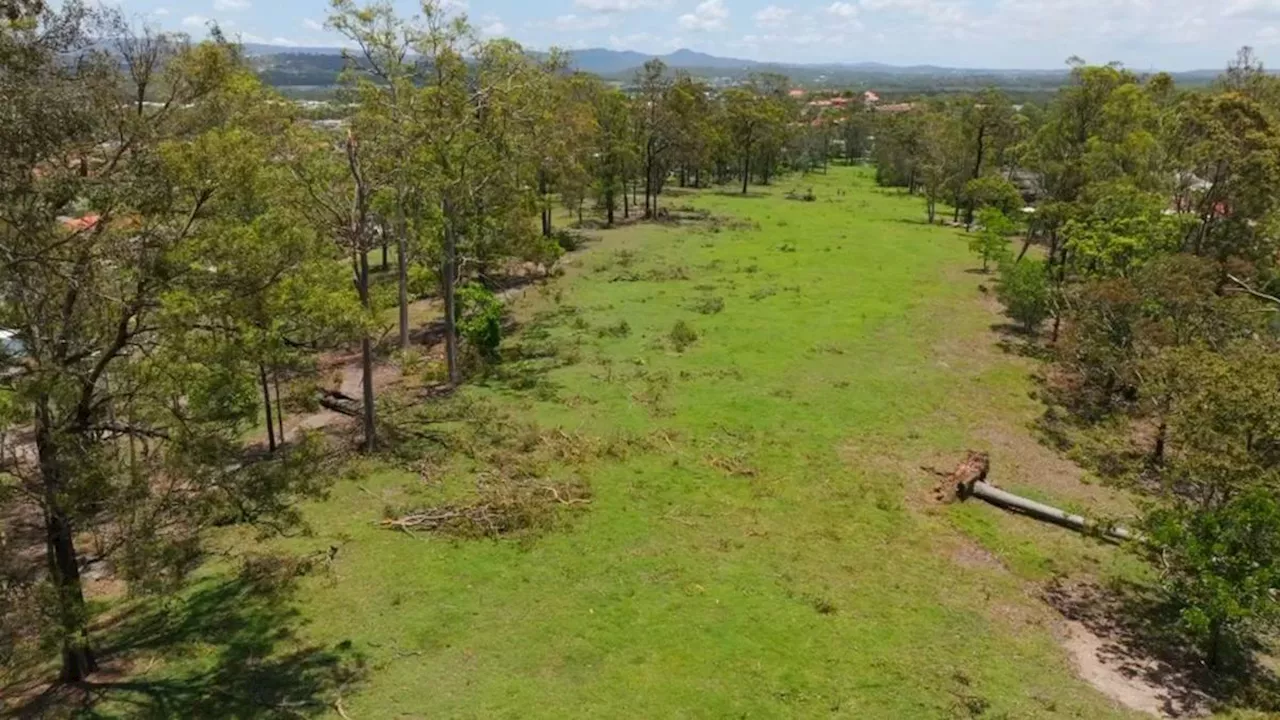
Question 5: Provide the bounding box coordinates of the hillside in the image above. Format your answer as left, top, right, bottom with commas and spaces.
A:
245, 43, 1224, 93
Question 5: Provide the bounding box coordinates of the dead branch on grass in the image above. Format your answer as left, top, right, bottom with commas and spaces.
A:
381, 481, 591, 538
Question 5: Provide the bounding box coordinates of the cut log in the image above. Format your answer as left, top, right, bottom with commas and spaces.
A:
317, 390, 361, 418
936, 451, 1138, 542
969, 481, 1136, 542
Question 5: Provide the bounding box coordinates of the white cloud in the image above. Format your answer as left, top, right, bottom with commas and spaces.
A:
181, 14, 209, 27
541, 13, 614, 31
212, 0, 250, 10
1224, 0, 1280, 17
678, 0, 729, 31
754, 5, 793, 26
576, 0, 671, 12
238, 31, 265, 43
480, 15, 508, 36
152, 7, 170, 16
271, 36, 299, 46
303, 18, 323, 31
828, 1, 858, 18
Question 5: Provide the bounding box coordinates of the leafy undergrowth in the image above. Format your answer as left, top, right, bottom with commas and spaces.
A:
75, 167, 1166, 718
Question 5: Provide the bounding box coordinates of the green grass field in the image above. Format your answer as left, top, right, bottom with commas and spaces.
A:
89, 166, 1154, 718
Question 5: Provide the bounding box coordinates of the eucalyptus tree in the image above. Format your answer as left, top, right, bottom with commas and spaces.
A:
591, 84, 635, 226
634, 59, 676, 217
286, 124, 380, 450
411, 2, 547, 382
0, 7, 333, 680
328, 0, 422, 351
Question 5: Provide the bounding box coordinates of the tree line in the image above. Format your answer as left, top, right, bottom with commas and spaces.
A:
878, 50, 1280, 674
0, 0, 826, 684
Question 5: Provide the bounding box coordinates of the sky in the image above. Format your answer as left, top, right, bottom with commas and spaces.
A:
121, 0, 1280, 70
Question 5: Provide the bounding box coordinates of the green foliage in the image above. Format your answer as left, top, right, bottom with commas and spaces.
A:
689, 296, 725, 315
668, 319, 698, 352
1062, 182, 1186, 277
968, 208, 1016, 272
1142, 487, 1280, 669
553, 229, 586, 253
596, 319, 631, 338
996, 259, 1051, 333
407, 264, 436, 299
964, 176, 1024, 216
455, 283, 504, 361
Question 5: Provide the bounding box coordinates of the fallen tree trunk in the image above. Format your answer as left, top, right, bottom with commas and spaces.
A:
968, 481, 1137, 542
936, 451, 1138, 542
317, 390, 360, 418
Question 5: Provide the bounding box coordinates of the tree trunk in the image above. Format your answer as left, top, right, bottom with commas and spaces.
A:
742, 154, 750, 195
357, 251, 376, 453
644, 159, 653, 218
273, 370, 285, 442
1016, 236, 1032, 262
927, 198, 936, 223
1151, 418, 1168, 467
964, 124, 986, 227
260, 364, 276, 452
539, 170, 551, 238
606, 189, 615, 226
622, 186, 629, 219
381, 239, 388, 272
397, 211, 410, 350
442, 199, 460, 385
679, 168, 687, 188
35, 399, 98, 682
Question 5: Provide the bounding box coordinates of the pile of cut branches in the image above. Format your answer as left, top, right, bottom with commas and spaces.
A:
381, 480, 590, 539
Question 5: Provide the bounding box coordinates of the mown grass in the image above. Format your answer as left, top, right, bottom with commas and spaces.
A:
82, 167, 1152, 718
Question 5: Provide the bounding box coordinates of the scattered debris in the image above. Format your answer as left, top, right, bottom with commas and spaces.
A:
381, 481, 590, 539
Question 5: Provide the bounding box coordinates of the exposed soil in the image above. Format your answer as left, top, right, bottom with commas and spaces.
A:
1047, 581, 1212, 718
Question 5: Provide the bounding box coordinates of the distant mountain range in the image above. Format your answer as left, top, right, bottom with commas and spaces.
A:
241, 43, 1226, 91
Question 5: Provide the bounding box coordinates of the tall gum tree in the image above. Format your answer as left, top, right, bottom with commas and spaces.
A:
0, 7, 333, 680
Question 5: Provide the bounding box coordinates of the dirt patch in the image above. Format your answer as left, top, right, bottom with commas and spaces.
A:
948, 536, 1005, 571
1047, 581, 1211, 718
1058, 619, 1199, 718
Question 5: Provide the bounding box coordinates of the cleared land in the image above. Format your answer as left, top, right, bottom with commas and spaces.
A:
81, 167, 1158, 718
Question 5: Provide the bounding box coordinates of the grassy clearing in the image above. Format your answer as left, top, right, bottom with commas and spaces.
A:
85, 167, 1152, 718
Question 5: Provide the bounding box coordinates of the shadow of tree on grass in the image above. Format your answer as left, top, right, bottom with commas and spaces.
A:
1045, 578, 1280, 717
6, 562, 364, 719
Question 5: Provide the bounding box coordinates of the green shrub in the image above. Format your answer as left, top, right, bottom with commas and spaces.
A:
996, 259, 1051, 333
1143, 487, 1280, 669
969, 208, 1015, 272
407, 264, 436, 299
455, 283, 504, 361
669, 320, 698, 352
964, 176, 1024, 216
689, 296, 725, 315
553, 229, 585, 252
596, 319, 631, 338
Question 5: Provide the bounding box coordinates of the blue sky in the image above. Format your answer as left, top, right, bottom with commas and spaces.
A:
126, 0, 1280, 70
